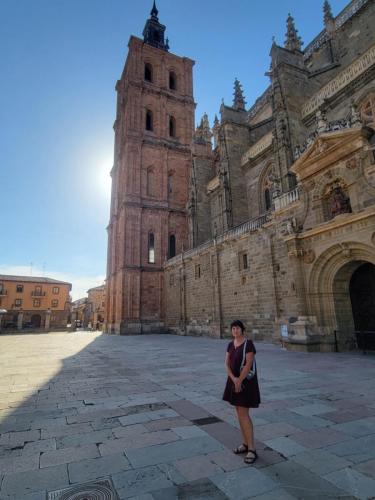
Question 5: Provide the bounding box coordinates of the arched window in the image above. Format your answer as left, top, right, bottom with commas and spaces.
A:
146, 109, 153, 131
148, 232, 155, 263
147, 168, 155, 197
169, 116, 176, 137
169, 71, 176, 90
169, 234, 176, 258
144, 63, 153, 82
265, 188, 271, 211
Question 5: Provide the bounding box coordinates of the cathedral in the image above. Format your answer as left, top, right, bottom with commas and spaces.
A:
105, 0, 375, 352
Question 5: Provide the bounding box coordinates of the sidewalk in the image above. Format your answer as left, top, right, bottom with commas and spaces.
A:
0, 332, 374, 499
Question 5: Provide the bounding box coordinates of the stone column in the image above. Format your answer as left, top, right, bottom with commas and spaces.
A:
17, 311, 23, 330
45, 309, 51, 331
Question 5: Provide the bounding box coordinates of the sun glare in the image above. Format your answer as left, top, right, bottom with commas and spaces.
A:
96, 159, 113, 199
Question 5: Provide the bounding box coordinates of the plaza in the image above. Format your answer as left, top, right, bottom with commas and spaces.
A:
0, 331, 375, 499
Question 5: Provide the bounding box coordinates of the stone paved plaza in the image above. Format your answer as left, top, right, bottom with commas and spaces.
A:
0, 332, 375, 499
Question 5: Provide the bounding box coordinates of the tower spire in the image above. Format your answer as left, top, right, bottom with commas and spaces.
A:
143, 1, 169, 51
284, 13, 303, 52
323, 0, 334, 25
233, 78, 246, 111
150, 0, 158, 19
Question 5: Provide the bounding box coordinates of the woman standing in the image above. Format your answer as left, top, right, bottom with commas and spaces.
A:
222, 320, 261, 464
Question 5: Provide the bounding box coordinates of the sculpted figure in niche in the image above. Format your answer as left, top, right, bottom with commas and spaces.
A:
330, 186, 352, 218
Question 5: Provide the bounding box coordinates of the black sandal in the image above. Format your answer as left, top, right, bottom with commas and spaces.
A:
244, 449, 258, 464
233, 444, 248, 454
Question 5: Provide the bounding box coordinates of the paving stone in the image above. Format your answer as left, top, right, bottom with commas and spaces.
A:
261, 460, 353, 499
291, 449, 351, 475
290, 403, 337, 416
289, 427, 351, 449
173, 478, 228, 500
113, 423, 149, 439
172, 426, 207, 439
324, 467, 375, 500
264, 436, 307, 458
173, 454, 223, 481
40, 443, 99, 467
354, 458, 375, 479
167, 400, 211, 420
0, 429, 40, 447
330, 417, 375, 438
206, 450, 248, 472
0, 452, 40, 474
68, 453, 131, 483
112, 465, 176, 498
210, 466, 278, 499
99, 430, 178, 455
143, 417, 192, 432
56, 428, 114, 449
254, 422, 301, 442
41, 422, 93, 439
199, 421, 241, 450
0, 464, 69, 497
125, 436, 224, 468
22, 438, 56, 455
119, 409, 179, 427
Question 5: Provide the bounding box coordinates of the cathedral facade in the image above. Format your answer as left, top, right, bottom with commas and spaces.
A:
106, 0, 375, 351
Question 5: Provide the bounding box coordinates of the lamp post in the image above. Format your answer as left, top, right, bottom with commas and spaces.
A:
0, 309, 7, 334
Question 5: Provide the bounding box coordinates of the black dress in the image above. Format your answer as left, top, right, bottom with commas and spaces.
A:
222, 339, 261, 408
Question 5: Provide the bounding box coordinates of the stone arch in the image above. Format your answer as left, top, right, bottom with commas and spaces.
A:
312, 168, 357, 224
258, 162, 276, 214
308, 242, 375, 345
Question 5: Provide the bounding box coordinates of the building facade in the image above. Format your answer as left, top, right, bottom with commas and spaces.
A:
0, 275, 71, 330
105, 3, 195, 334
87, 285, 106, 329
106, 0, 375, 351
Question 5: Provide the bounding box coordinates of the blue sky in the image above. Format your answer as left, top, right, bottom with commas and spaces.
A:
0, 0, 348, 299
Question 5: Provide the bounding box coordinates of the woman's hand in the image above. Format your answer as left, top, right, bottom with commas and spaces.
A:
233, 378, 242, 393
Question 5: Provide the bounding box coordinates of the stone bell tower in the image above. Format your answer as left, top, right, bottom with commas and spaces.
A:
105, 1, 195, 334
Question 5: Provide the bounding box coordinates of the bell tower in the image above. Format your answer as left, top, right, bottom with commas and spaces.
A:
105, 2, 195, 334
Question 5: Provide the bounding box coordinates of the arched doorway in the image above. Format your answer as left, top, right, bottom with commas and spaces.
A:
349, 263, 375, 349
31, 314, 41, 328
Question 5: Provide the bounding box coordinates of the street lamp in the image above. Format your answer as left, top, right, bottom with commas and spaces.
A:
0, 309, 7, 334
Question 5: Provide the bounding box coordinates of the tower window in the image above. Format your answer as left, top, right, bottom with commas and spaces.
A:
148, 232, 155, 263
169, 71, 176, 90
147, 167, 155, 197
146, 109, 153, 131
144, 63, 153, 82
169, 116, 176, 137
169, 234, 176, 258
168, 173, 173, 197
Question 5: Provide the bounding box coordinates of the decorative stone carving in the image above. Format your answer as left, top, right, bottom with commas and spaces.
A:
302, 42, 375, 117
345, 156, 359, 170
330, 186, 352, 218
303, 249, 316, 264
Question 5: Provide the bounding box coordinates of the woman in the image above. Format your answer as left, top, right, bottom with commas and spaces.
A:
222, 320, 261, 464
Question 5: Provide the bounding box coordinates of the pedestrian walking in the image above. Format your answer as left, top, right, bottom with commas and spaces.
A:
222, 319, 261, 464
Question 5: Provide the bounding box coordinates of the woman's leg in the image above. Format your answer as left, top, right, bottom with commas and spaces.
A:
237, 406, 255, 450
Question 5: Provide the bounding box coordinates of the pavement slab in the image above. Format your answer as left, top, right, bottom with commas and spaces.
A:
0, 332, 375, 499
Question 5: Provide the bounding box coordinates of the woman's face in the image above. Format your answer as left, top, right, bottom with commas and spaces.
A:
231, 325, 243, 338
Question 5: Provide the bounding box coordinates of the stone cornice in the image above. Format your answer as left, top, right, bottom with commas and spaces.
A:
284, 205, 375, 242
241, 132, 274, 166
301, 43, 375, 118
127, 80, 195, 106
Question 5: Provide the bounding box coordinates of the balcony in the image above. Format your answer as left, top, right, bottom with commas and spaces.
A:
274, 187, 300, 211
31, 291, 46, 297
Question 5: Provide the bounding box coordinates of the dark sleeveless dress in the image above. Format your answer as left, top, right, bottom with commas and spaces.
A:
222, 339, 261, 408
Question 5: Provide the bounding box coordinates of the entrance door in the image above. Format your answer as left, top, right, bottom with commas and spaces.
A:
350, 263, 375, 348
30, 314, 41, 328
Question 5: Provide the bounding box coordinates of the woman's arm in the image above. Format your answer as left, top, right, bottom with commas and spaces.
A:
224, 352, 236, 382
238, 352, 254, 384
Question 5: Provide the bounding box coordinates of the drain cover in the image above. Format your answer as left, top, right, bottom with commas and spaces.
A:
47, 479, 119, 500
